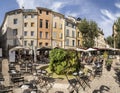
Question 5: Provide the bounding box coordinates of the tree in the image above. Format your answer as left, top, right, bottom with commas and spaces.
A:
106, 36, 114, 47
114, 17, 120, 48
115, 17, 120, 33
49, 49, 80, 75
115, 33, 120, 48
78, 19, 99, 48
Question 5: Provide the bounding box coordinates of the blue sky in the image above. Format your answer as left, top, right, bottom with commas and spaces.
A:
1, 0, 120, 37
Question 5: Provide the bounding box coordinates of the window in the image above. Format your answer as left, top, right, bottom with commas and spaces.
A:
78, 32, 80, 37
59, 33, 62, 39
78, 40, 80, 46
15, 12, 17, 15
13, 19, 18, 24
46, 20, 49, 28
72, 24, 74, 28
31, 14, 34, 18
40, 31, 42, 38
39, 10, 42, 14
13, 39, 17, 45
72, 31, 75, 38
53, 15, 56, 18
72, 40, 75, 46
24, 31, 27, 36
24, 15, 27, 18
45, 32, 48, 39
31, 40, 34, 46
67, 23, 72, 27
53, 22, 57, 28
24, 23, 28, 27
45, 43, 48, 46
52, 32, 57, 39
31, 22, 34, 27
60, 24, 62, 29
66, 22, 68, 26
74, 25, 76, 29
59, 42, 62, 47
66, 39, 69, 46
13, 29, 18, 36
39, 42, 42, 47
46, 11, 49, 15
24, 41, 27, 46
31, 31, 34, 36
66, 29, 69, 36
40, 19, 43, 28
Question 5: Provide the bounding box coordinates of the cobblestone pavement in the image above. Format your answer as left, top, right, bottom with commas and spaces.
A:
2, 58, 120, 93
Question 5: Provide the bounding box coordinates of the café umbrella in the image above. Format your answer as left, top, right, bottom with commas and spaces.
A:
86, 48, 97, 52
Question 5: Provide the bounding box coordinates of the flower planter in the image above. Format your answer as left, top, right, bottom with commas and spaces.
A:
105, 58, 112, 71
106, 65, 111, 71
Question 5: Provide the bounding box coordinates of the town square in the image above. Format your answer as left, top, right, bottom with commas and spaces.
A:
0, 0, 120, 93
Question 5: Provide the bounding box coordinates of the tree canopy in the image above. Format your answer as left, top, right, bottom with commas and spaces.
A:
78, 19, 99, 48
49, 49, 80, 75
106, 36, 114, 47
114, 17, 120, 48
115, 17, 120, 33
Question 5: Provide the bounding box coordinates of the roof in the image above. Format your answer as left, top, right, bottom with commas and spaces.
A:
36, 7, 52, 12
65, 17, 76, 24
52, 11, 64, 18
0, 9, 23, 30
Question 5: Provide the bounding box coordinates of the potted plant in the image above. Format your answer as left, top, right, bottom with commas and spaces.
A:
105, 59, 112, 71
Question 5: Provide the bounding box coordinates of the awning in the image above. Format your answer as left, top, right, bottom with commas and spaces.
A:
76, 48, 87, 52
9, 46, 31, 52
37, 47, 52, 51
86, 48, 97, 52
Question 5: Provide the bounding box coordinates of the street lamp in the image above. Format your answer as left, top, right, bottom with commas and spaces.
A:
28, 43, 34, 62
20, 36, 24, 46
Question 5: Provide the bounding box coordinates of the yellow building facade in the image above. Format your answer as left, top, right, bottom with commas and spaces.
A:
23, 9, 38, 48
52, 12, 65, 48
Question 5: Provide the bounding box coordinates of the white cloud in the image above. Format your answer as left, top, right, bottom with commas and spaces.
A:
16, 0, 53, 9
65, 11, 79, 17
16, 0, 67, 11
50, 2, 64, 12
99, 15, 114, 37
115, 2, 120, 8
16, 0, 24, 8
99, 8, 120, 37
100, 9, 116, 21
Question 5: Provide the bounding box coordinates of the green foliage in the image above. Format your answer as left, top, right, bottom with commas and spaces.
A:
78, 19, 99, 48
114, 17, 120, 48
115, 17, 120, 33
115, 33, 120, 48
106, 36, 114, 47
49, 49, 80, 75
49, 49, 67, 62
105, 59, 112, 66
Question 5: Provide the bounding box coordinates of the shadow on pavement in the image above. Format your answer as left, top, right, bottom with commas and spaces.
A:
92, 85, 110, 93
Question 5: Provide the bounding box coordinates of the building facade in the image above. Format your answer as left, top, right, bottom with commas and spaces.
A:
94, 32, 107, 48
64, 18, 76, 49
23, 9, 38, 48
0, 9, 23, 56
52, 12, 65, 48
0, 7, 84, 57
37, 7, 52, 48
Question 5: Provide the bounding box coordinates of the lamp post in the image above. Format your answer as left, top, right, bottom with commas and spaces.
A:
28, 43, 34, 62
20, 36, 24, 46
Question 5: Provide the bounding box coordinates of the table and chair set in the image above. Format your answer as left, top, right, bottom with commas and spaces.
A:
35, 69, 54, 89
